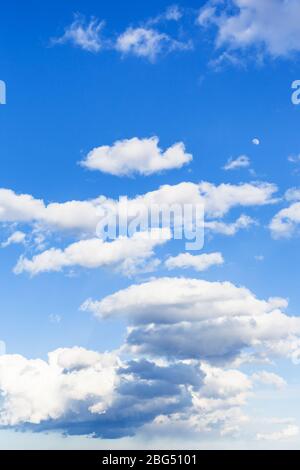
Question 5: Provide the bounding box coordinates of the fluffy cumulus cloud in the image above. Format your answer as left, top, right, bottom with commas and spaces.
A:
0, 347, 120, 427
14, 229, 170, 276
0, 179, 279, 286
198, 0, 300, 59
0, 345, 253, 438
198, 181, 277, 218
269, 189, 300, 238
0, 276, 299, 439
0, 188, 102, 232
0, 180, 277, 249
52, 14, 105, 52
146, 362, 253, 437
0, 344, 236, 437
0, 188, 45, 222
81, 137, 193, 176
81, 277, 300, 363
0, 343, 261, 439
165, 252, 224, 272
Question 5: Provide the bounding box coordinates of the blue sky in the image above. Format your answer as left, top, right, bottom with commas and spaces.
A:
1, 0, 300, 449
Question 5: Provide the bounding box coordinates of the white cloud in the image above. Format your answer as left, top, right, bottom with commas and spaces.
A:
288, 154, 300, 164
269, 201, 300, 238
81, 276, 300, 363
52, 9, 191, 61
81, 137, 193, 176
197, 5, 217, 26
0, 181, 277, 274
14, 229, 170, 276
0, 181, 277, 240
270, 188, 300, 238
165, 252, 224, 272
0, 345, 255, 438
223, 155, 251, 171
149, 361, 253, 437
1, 231, 26, 248
257, 425, 299, 441
162, 5, 182, 22
148, 5, 183, 25
285, 187, 300, 202
0, 347, 120, 426
0, 279, 297, 439
208, 50, 245, 70
198, 181, 277, 218
198, 0, 300, 58
252, 138, 260, 145
49, 314, 61, 324
52, 14, 104, 52
252, 371, 287, 389
82, 277, 288, 324
184, 363, 252, 435
200, 363, 252, 399
115, 27, 191, 61
0, 188, 44, 222
205, 214, 256, 236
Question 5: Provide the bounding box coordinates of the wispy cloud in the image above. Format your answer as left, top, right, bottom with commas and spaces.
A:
1, 231, 26, 248
52, 14, 105, 52
147, 4, 183, 25
115, 27, 192, 61
257, 425, 299, 441
223, 155, 251, 171
52, 9, 192, 61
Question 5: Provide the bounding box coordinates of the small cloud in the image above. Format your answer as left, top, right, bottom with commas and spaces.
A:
257, 425, 299, 442
252, 371, 286, 389
148, 5, 183, 25
1, 231, 26, 248
255, 255, 264, 262
285, 187, 300, 202
164, 5, 182, 21
209, 51, 245, 71
49, 314, 61, 324
252, 138, 260, 146
52, 10, 191, 62
205, 215, 256, 236
223, 155, 250, 171
81, 136, 192, 176
52, 14, 105, 53
115, 27, 192, 62
288, 154, 300, 164
197, 5, 217, 26
165, 252, 224, 272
